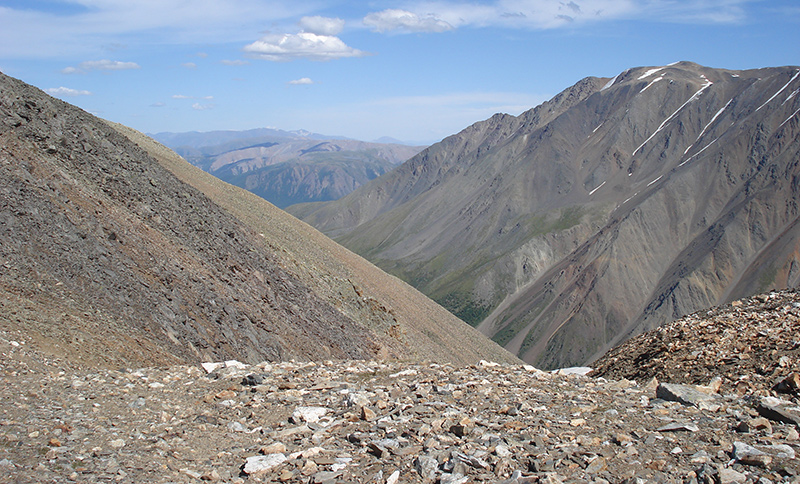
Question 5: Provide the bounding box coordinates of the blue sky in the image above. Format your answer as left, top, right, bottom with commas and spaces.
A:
1, 1, 799, 144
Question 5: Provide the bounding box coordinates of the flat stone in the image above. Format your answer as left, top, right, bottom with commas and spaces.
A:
312, 470, 340, 483
760, 444, 795, 460
756, 397, 800, 425
243, 453, 287, 475
260, 442, 287, 454
552, 367, 593, 376
656, 383, 722, 410
201, 362, 224, 374
718, 467, 747, 484
585, 456, 607, 473
385, 470, 401, 484
657, 422, 699, 432
415, 455, 439, 481
292, 406, 328, 423
440, 473, 469, 484
733, 441, 771, 467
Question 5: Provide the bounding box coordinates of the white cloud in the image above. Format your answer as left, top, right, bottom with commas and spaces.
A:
80, 59, 140, 71
363, 9, 453, 33
0, 1, 318, 58
221, 59, 249, 66
182, 62, 197, 69
243, 32, 366, 61
299, 16, 345, 35
0, 1, 757, 60
192, 102, 215, 111
289, 77, 314, 85
363, 0, 753, 31
46, 87, 92, 97
62, 59, 141, 74
172, 94, 213, 100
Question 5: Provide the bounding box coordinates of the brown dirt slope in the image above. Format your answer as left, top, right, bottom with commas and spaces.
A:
0, 70, 518, 369
110, 122, 518, 367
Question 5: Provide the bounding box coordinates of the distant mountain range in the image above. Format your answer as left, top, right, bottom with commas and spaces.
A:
290, 62, 800, 369
151, 129, 425, 208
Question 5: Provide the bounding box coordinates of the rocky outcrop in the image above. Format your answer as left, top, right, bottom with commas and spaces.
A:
292, 62, 800, 370
591, 289, 800, 395
0, 71, 517, 369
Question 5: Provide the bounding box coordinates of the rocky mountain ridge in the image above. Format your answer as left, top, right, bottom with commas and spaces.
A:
290, 62, 800, 370
0, 70, 516, 369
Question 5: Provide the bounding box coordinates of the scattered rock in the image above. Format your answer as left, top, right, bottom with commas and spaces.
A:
3, 356, 800, 483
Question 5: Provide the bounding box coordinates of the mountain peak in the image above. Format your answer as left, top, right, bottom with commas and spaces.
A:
293, 62, 800, 369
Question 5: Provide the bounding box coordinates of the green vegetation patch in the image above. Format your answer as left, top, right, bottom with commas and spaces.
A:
518, 205, 585, 240
436, 292, 493, 327
757, 263, 778, 293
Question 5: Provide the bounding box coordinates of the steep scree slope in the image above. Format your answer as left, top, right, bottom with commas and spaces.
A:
110, 123, 517, 367
0, 72, 517, 368
291, 62, 800, 370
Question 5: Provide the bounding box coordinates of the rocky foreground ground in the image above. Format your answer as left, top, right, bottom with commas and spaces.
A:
1, 307, 800, 484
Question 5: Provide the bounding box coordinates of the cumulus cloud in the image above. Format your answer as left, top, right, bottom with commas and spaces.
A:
289, 77, 314, 85
46, 87, 92, 97
192, 102, 215, 111
243, 32, 366, 61
363, 9, 453, 33
299, 16, 345, 35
